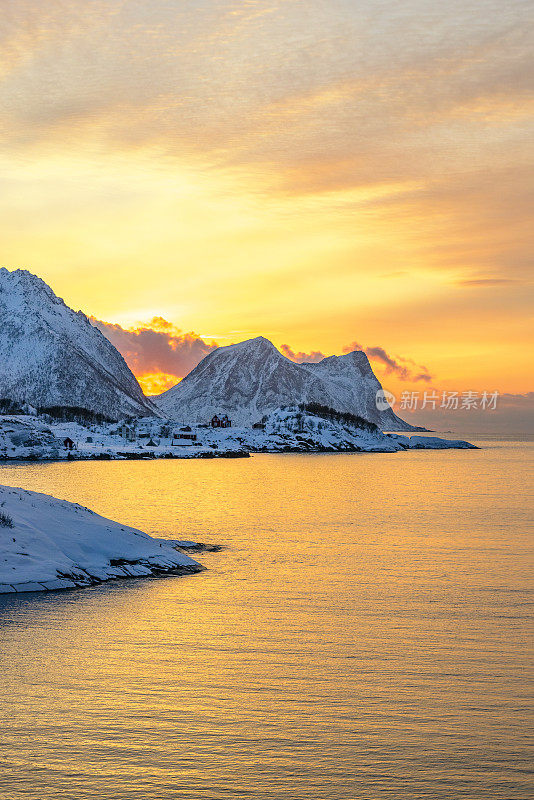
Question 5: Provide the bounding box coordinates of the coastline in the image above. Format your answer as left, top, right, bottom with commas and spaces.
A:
0, 484, 210, 595
0, 411, 477, 463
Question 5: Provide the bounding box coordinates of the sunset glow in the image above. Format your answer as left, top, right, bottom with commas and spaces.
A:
1, 0, 532, 406
137, 372, 181, 396
1, 5, 533, 796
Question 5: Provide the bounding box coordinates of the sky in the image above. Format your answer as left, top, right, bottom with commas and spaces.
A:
1, 0, 533, 429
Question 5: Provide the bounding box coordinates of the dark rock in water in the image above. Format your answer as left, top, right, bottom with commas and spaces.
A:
174, 542, 224, 553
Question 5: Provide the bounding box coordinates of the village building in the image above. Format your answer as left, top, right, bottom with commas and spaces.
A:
172, 431, 197, 445
210, 414, 231, 429
118, 422, 136, 441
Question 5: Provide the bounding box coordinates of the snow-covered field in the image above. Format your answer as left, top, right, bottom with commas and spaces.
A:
0, 485, 203, 594
0, 408, 476, 462
0, 414, 249, 461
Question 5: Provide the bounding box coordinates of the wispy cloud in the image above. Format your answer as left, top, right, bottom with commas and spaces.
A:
2, 0, 530, 292
456, 278, 520, 287
0, 0, 531, 404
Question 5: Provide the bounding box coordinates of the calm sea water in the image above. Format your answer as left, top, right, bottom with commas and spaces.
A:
0, 434, 532, 800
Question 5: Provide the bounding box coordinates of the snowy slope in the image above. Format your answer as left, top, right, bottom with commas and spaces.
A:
0, 485, 201, 593
194, 406, 476, 453
301, 350, 409, 428
0, 414, 249, 460
154, 336, 414, 429
0, 268, 156, 418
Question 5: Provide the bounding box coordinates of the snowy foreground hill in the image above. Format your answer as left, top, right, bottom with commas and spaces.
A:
154, 336, 418, 430
0, 485, 202, 594
0, 268, 155, 418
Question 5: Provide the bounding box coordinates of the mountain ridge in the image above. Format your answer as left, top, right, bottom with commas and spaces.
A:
0, 269, 422, 430
0, 268, 156, 418
154, 336, 416, 430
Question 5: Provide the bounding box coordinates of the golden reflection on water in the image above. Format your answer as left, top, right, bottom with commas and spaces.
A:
0, 440, 532, 799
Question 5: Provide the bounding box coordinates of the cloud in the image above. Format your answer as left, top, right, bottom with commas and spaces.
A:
1, 0, 532, 299
341, 340, 363, 354
499, 391, 534, 409
280, 344, 326, 363
91, 317, 217, 388
282, 338, 433, 382
95, 318, 434, 389
342, 343, 433, 382
456, 278, 520, 287
2, 1, 531, 185
395, 391, 534, 434
365, 346, 410, 379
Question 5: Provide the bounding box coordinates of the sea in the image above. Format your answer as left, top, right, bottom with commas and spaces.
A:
0, 433, 532, 800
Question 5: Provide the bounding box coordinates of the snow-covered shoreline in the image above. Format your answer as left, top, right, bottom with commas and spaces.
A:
0, 485, 205, 594
0, 408, 476, 463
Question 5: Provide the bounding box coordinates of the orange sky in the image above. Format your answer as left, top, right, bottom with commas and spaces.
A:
0, 0, 532, 403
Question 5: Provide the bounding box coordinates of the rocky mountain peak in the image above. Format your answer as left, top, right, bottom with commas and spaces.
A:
0, 268, 155, 418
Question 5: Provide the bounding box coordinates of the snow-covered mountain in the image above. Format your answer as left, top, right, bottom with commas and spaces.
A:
154, 336, 414, 429
0, 268, 155, 418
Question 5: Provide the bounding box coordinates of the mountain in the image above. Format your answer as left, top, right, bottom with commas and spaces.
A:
0, 268, 156, 418
154, 336, 415, 429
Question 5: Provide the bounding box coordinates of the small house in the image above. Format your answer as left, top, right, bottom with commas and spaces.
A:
211, 414, 232, 429
172, 432, 197, 445
118, 423, 136, 441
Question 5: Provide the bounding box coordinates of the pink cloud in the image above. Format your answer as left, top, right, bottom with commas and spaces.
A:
91, 317, 217, 383
280, 344, 327, 363
342, 342, 432, 382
